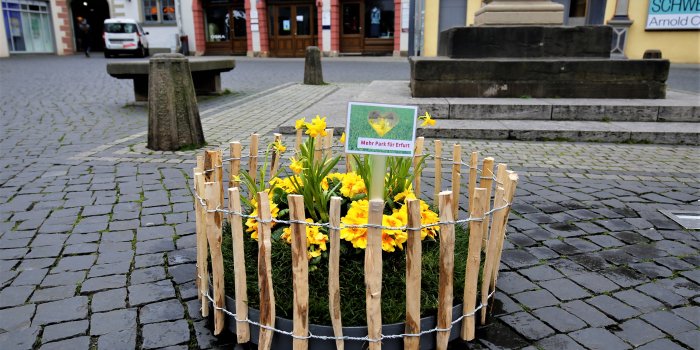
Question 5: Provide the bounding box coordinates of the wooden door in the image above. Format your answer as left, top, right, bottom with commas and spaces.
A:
293, 4, 315, 57
270, 4, 316, 57
340, 1, 363, 53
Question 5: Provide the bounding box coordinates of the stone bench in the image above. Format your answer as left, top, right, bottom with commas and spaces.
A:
107, 57, 235, 101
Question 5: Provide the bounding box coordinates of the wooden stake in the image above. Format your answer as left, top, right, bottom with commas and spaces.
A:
345, 153, 353, 173
205, 150, 224, 206
270, 133, 282, 178
405, 199, 422, 350
324, 128, 334, 159
289, 195, 309, 350
451, 144, 462, 219
437, 191, 455, 350
295, 128, 303, 152
365, 199, 383, 350
489, 173, 519, 308
328, 197, 344, 350
204, 182, 225, 335
249, 133, 259, 192
196, 154, 204, 171
461, 187, 488, 341
193, 169, 203, 301
314, 135, 323, 164
228, 187, 249, 343
230, 142, 242, 188
480, 186, 506, 325
195, 172, 209, 317
413, 136, 424, 196
467, 152, 478, 216
433, 140, 443, 207
479, 157, 495, 251
257, 191, 276, 350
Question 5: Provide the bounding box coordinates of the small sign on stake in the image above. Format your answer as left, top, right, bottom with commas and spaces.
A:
344, 102, 418, 157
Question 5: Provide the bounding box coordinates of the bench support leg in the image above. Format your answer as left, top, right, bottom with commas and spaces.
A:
191, 72, 222, 95
134, 77, 149, 102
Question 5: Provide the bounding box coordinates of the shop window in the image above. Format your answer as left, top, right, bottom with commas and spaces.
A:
205, 7, 246, 42
2, 0, 54, 53
365, 0, 393, 38
142, 0, 176, 24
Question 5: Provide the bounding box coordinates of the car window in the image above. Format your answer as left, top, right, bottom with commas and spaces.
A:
104, 23, 138, 33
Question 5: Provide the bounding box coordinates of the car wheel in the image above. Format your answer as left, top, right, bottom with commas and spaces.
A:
145, 48, 149, 57
104, 50, 111, 58
137, 45, 145, 58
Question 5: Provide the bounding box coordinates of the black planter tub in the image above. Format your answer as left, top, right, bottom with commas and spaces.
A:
214, 295, 466, 350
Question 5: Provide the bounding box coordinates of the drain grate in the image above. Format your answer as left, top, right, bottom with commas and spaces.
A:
659, 210, 700, 230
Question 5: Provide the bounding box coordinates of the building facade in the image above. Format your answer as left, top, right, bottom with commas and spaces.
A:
188, 0, 410, 57
423, 0, 699, 63
2, 0, 697, 61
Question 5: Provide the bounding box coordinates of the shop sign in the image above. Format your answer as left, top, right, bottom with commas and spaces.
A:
344, 102, 417, 157
647, 0, 700, 30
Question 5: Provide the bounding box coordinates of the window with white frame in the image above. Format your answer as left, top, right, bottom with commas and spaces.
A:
143, 0, 176, 24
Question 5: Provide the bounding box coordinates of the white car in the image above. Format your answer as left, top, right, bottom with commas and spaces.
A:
103, 18, 149, 58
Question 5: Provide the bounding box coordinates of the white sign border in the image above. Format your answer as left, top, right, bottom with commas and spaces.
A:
344, 101, 418, 158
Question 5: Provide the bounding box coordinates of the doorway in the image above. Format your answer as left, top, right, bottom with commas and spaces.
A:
71, 0, 110, 52
204, 2, 247, 55
340, 1, 363, 53
268, 3, 316, 57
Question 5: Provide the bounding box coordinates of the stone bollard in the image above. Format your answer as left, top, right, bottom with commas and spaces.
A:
643, 49, 663, 59
304, 46, 324, 85
147, 53, 206, 151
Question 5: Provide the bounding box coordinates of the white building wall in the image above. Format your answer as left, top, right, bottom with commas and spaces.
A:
118, 0, 179, 50
50, 0, 68, 55
0, 6, 9, 57
180, 0, 195, 54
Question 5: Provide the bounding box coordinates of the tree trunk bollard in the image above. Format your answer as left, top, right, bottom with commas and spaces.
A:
147, 53, 206, 151
304, 46, 324, 85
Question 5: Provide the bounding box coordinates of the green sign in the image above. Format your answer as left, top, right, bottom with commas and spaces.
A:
344, 102, 418, 157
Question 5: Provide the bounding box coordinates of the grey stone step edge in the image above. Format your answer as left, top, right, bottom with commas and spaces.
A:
357, 81, 700, 123
279, 120, 699, 145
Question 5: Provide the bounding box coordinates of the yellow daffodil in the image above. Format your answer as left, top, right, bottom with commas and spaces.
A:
419, 111, 436, 127
339, 132, 346, 144
305, 115, 328, 137
295, 117, 306, 130
273, 140, 287, 153
289, 157, 303, 174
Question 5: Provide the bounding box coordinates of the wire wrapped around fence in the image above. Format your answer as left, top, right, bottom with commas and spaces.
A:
192, 134, 519, 350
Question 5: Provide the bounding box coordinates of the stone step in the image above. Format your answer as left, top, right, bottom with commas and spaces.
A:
357, 81, 700, 122
277, 82, 700, 145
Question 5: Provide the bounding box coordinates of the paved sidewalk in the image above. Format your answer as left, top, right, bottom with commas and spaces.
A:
0, 56, 698, 349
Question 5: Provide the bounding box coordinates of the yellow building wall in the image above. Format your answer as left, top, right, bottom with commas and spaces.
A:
616, 1, 700, 63
466, 0, 482, 25
424, 0, 441, 56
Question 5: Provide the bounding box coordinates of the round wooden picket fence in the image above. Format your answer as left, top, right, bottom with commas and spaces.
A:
191, 132, 518, 350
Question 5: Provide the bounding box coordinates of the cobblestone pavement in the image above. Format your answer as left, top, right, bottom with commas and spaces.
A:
1, 55, 698, 350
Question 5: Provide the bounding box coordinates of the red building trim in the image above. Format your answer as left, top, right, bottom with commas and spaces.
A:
393, 0, 400, 53
316, 0, 323, 48
245, 0, 253, 53
330, 0, 339, 52
192, 0, 206, 54
257, 0, 269, 55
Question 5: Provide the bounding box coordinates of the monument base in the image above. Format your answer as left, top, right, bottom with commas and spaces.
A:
410, 57, 669, 99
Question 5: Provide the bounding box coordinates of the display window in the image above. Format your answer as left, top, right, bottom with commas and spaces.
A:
2, 0, 54, 53
364, 0, 393, 38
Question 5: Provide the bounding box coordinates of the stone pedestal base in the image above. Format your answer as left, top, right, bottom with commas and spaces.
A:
474, 0, 564, 26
